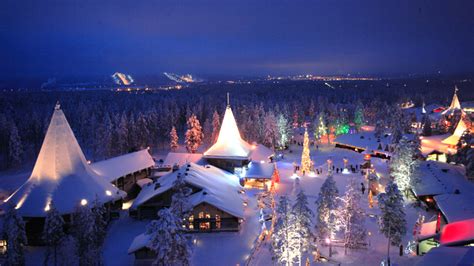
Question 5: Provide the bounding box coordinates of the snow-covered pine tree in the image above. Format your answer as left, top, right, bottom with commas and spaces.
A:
135, 112, 150, 149
170, 174, 193, 228
335, 179, 367, 253
354, 102, 365, 131
374, 120, 384, 138
292, 189, 315, 264
314, 112, 328, 143
421, 114, 432, 136
453, 131, 474, 177
185, 114, 203, 153
315, 173, 339, 241
147, 208, 192, 266
276, 113, 291, 149
72, 205, 97, 266
170, 126, 179, 152
97, 112, 113, 159
271, 195, 297, 265
300, 128, 311, 175
264, 111, 278, 149
211, 110, 220, 144
91, 197, 108, 263
8, 122, 23, 167
58, 235, 78, 266
3, 204, 27, 266
390, 137, 419, 197
116, 112, 130, 154
43, 201, 65, 266
202, 118, 212, 147
378, 181, 407, 247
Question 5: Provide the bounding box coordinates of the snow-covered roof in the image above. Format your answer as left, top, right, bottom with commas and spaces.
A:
440, 218, 474, 246
420, 134, 457, 156
204, 106, 252, 160
250, 144, 274, 162
403, 103, 444, 122
442, 119, 468, 146
334, 131, 413, 154
416, 247, 474, 266
128, 233, 151, 254
434, 193, 474, 223
91, 149, 155, 183
131, 163, 244, 219
162, 152, 203, 167
241, 162, 275, 179
412, 161, 469, 197
4, 104, 125, 217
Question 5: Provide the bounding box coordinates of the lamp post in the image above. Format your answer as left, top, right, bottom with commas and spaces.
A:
325, 237, 332, 258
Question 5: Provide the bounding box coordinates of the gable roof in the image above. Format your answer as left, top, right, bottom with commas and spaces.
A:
162, 152, 203, 167
131, 163, 244, 219
204, 106, 251, 160
442, 87, 463, 115
440, 218, 474, 246
4, 104, 125, 217
91, 149, 155, 183
442, 119, 468, 146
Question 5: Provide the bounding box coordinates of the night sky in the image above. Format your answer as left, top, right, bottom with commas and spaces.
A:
1, 0, 474, 79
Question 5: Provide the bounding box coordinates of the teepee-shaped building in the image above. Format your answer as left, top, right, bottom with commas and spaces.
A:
442, 119, 468, 146
442, 86, 464, 116
4, 103, 125, 218
204, 95, 253, 172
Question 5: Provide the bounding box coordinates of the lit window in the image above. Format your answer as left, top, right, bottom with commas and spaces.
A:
0, 239, 6, 255
198, 212, 204, 219
189, 215, 194, 230
216, 214, 221, 229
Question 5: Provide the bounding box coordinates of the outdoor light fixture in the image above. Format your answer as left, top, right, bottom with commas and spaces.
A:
81, 199, 88, 206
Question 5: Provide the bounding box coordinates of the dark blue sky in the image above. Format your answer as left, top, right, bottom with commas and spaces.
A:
1, 0, 473, 78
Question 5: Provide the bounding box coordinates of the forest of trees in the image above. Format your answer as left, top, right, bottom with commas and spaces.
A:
0, 78, 471, 170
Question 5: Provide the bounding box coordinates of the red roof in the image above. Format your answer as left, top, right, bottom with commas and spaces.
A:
440, 218, 474, 246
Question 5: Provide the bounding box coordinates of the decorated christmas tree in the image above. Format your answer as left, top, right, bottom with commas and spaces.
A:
300, 128, 311, 175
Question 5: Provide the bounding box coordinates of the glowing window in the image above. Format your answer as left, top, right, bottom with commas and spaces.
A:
216, 214, 221, 229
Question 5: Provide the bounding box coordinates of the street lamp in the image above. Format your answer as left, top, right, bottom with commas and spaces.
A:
325, 237, 332, 258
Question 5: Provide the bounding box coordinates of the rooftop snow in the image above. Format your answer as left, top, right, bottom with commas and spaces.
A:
250, 144, 274, 162
442, 119, 468, 146
91, 149, 155, 183
204, 106, 252, 159
412, 161, 469, 197
4, 104, 125, 217
334, 131, 413, 154
131, 163, 244, 219
415, 247, 474, 266
420, 134, 457, 155
127, 233, 151, 254
434, 193, 474, 223
162, 152, 203, 167
241, 162, 275, 179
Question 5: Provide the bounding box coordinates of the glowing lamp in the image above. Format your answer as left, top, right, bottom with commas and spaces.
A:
80, 199, 88, 206
106, 190, 112, 196
44, 204, 51, 212
325, 238, 331, 244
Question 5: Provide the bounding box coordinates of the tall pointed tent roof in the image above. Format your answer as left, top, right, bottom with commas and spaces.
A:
442, 86, 463, 115
204, 96, 251, 159
442, 119, 468, 146
4, 103, 125, 217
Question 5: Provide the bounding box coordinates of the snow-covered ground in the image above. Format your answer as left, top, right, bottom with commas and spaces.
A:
0, 142, 432, 265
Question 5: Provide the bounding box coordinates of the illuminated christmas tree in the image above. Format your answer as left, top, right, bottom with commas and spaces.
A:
300, 128, 311, 175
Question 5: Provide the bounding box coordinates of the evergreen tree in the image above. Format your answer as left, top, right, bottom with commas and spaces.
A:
421, 114, 432, 136
72, 205, 97, 266
135, 112, 150, 149
43, 202, 65, 266
8, 122, 23, 167
335, 179, 367, 252
390, 137, 419, 196
300, 129, 311, 175
91, 197, 108, 263
170, 126, 179, 152
184, 114, 203, 153
116, 112, 129, 154
202, 118, 212, 147
147, 208, 192, 266
354, 103, 365, 131
3, 204, 27, 266
271, 196, 298, 265
292, 189, 315, 264
315, 173, 339, 240
211, 110, 220, 144
170, 174, 193, 228
276, 113, 291, 149
378, 182, 407, 246
97, 112, 113, 158
314, 112, 328, 143
263, 111, 278, 149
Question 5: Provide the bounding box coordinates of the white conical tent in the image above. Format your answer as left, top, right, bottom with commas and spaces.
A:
204, 106, 251, 159
442, 119, 468, 146
442, 87, 463, 115
4, 104, 125, 217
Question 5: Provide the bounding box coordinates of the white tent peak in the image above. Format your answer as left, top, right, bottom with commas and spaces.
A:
204, 100, 251, 159
442, 86, 463, 115
5, 105, 125, 217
